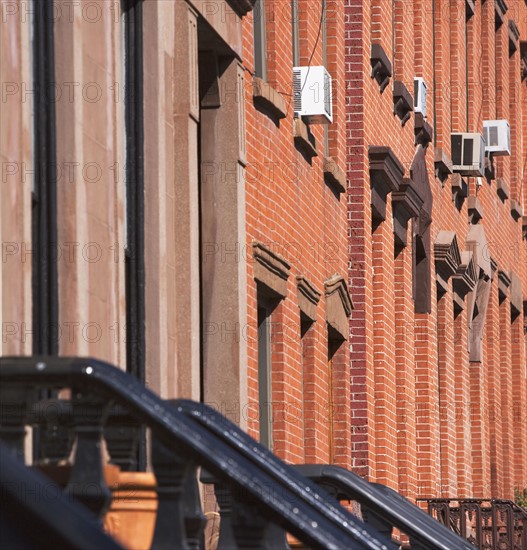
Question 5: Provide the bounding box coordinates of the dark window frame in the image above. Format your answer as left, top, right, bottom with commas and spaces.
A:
31, 0, 59, 356
253, 0, 268, 80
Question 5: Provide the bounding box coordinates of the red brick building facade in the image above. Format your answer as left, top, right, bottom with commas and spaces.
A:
343, 0, 527, 502
1, 0, 526, 511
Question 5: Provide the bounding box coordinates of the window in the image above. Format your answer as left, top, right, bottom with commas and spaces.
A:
257, 304, 273, 449
122, 0, 145, 383
292, 0, 300, 67
253, 0, 267, 80
322, 0, 329, 155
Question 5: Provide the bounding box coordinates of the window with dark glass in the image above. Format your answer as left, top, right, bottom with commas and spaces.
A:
253, 0, 267, 80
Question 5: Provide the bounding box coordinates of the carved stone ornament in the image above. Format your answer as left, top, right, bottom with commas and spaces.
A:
324, 275, 353, 341
434, 231, 461, 297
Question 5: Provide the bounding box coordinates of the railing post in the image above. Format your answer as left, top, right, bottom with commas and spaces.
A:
31, 399, 74, 464
201, 471, 289, 550
64, 391, 112, 518
104, 405, 140, 472
151, 435, 205, 550
0, 386, 33, 461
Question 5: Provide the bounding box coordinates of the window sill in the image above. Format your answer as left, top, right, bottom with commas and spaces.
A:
323, 157, 346, 194
252, 77, 287, 121
293, 118, 318, 160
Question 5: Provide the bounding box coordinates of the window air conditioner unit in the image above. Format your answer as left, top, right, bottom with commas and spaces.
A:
483, 120, 510, 156
414, 77, 427, 118
451, 133, 486, 176
293, 66, 333, 124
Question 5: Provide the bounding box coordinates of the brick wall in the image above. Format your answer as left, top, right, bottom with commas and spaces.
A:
344, 0, 527, 502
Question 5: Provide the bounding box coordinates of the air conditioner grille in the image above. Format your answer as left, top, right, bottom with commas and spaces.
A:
488, 126, 498, 146
324, 70, 331, 117
293, 69, 302, 113
463, 138, 474, 166
452, 134, 462, 165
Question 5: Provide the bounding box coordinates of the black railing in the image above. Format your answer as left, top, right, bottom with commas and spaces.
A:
0, 356, 474, 549
0, 356, 395, 550
421, 498, 527, 550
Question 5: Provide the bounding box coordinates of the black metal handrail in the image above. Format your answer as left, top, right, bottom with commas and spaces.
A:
0, 443, 124, 550
0, 356, 395, 550
420, 498, 527, 550
293, 465, 476, 550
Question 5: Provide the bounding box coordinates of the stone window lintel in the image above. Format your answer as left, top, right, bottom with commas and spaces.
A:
324, 275, 353, 341
414, 113, 433, 147
509, 20, 520, 54
495, 0, 508, 28
369, 146, 404, 222
453, 251, 478, 313
226, 0, 257, 17
510, 272, 523, 321
252, 242, 291, 299
392, 178, 424, 248
297, 276, 321, 322
434, 231, 461, 296
370, 43, 392, 93
393, 80, 413, 125
498, 269, 512, 303
434, 147, 453, 184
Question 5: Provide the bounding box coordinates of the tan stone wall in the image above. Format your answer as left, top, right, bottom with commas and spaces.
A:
0, 6, 33, 356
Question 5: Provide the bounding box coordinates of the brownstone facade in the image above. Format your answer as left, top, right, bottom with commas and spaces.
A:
1, 0, 526, 508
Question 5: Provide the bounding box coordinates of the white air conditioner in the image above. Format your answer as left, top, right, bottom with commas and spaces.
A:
414, 77, 427, 118
293, 66, 332, 124
451, 133, 486, 176
483, 120, 510, 156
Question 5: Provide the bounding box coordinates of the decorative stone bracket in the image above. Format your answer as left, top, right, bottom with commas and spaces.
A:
511, 200, 523, 222
297, 276, 321, 323
392, 178, 423, 249
495, 0, 508, 27
323, 157, 347, 195
466, 225, 493, 362
498, 269, 512, 304
294, 118, 317, 160
252, 242, 291, 299
324, 275, 353, 341
509, 20, 520, 55
452, 251, 477, 315
434, 148, 453, 185
414, 113, 433, 147
485, 156, 495, 182
370, 44, 392, 93
467, 196, 484, 224
451, 174, 468, 209
393, 81, 413, 125
226, 0, 257, 17
521, 42, 527, 81
434, 231, 461, 297
369, 146, 404, 224
497, 178, 509, 201
466, 0, 475, 20
510, 272, 522, 322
